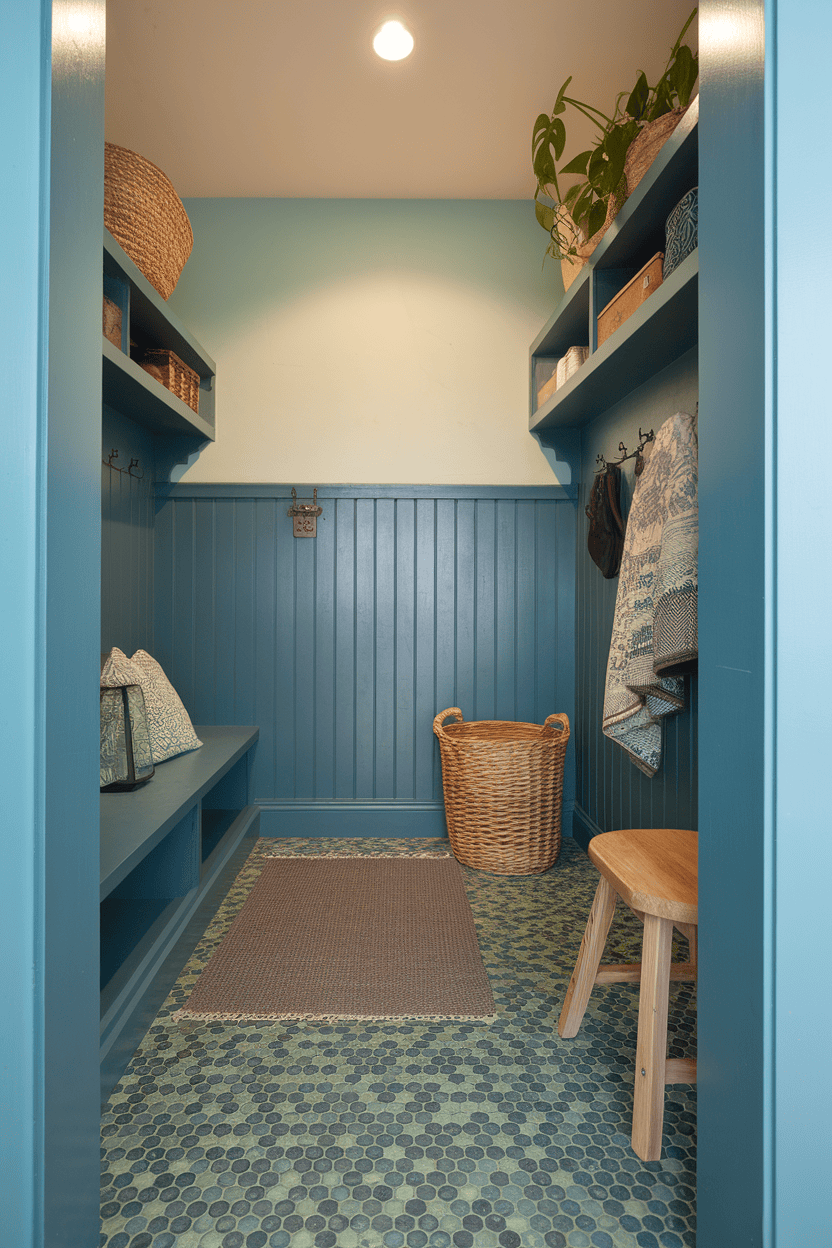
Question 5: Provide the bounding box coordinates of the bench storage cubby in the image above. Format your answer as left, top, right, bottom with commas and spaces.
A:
100, 725, 259, 1102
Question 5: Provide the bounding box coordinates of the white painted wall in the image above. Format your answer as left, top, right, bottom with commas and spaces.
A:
168, 200, 566, 485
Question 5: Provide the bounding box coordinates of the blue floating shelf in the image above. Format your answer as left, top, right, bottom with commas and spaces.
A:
102, 228, 216, 442
530, 97, 699, 440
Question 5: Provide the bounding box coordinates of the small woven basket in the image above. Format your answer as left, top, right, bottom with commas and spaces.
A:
433, 709, 570, 875
139, 348, 200, 413
104, 142, 193, 300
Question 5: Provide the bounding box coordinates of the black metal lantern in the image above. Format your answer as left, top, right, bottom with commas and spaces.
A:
100, 683, 155, 791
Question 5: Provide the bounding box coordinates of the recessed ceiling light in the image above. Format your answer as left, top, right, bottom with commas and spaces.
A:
373, 20, 414, 61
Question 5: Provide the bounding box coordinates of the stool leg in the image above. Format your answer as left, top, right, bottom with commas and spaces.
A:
632, 912, 674, 1161
558, 875, 617, 1038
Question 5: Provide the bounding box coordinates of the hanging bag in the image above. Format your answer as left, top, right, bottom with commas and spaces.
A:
586, 464, 625, 578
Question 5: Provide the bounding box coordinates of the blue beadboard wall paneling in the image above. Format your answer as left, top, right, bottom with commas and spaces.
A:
101, 406, 156, 655
155, 486, 576, 837
573, 348, 698, 851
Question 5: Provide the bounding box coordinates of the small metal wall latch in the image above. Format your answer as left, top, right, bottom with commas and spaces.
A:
287, 487, 323, 538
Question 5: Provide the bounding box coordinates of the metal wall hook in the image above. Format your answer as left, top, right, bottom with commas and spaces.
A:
103, 449, 144, 479
595, 428, 655, 477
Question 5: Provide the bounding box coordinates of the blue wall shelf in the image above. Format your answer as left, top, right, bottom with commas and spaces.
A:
103, 229, 216, 446
530, 97, 699, 445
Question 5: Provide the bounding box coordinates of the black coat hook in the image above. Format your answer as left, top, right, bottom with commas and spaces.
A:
595, 428, 655, 476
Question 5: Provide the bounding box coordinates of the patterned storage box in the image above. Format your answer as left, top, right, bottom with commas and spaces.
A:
663, 187, 698, 280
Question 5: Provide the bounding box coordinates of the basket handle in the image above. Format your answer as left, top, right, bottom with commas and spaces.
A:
433, 708, 464, 739
541, 712, 570, 738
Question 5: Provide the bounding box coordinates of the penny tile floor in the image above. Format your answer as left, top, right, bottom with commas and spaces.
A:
100, 837, 696, 1248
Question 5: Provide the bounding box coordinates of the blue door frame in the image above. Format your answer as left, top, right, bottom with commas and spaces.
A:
1, 3, 829, 1245
699, 1, 831, 1243
0, 3, 104, 1246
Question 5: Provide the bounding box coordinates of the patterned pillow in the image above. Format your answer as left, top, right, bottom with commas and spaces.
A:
101, 647, 202, 764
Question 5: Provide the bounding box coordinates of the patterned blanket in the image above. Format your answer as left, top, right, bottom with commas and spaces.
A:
601, 411, 698, 776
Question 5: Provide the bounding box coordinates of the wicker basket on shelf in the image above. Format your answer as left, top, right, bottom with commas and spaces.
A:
104, 142, 193, 300
433, 708, 570, 875
139, 348, 200, 413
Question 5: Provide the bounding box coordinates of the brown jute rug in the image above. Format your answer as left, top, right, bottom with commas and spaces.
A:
174, 854, 496, 1023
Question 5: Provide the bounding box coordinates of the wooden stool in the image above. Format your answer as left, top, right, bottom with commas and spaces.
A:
558, 828, 697, 1161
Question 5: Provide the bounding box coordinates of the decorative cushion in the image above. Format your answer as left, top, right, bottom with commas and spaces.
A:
101, 647, 202, 763
663, 186, 698, 281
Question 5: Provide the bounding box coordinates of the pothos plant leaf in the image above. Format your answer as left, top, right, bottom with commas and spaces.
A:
668, 44, 699, 105
533, 144, 557, 186
534, 200, 556, 233
586, 145, 609, 190
532, 113, 552, 149
560, 149, 593, 177
625, 72, 650, 121
563, 183, 583, 212
586, 198, 608, 239
648, 78, 674, 120
553, 75, 573, 115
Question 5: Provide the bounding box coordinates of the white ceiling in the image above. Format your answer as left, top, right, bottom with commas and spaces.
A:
105, 0, 698, 200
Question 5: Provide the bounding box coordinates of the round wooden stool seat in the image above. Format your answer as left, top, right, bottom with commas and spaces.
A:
589, 828, 697, 925
559, 828, 698, 1161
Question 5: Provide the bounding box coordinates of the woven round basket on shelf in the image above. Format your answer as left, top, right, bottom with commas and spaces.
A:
104, 142, 193, 300
624, 105, 688, 198
433, 709, 570, 875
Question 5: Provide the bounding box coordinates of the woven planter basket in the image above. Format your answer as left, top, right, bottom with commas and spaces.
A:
104, 142, 193, 300
433, 708, 570, 875
624, 105, 688, 198
559, 180, 627, 293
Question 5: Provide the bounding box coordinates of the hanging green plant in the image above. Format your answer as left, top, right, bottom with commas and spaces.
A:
532, 9, 699, 268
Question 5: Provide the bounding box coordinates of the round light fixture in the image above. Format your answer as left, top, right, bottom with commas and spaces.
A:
373, 19, 414, 61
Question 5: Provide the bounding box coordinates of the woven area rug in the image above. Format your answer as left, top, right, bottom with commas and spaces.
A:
174, 853, 496, 1023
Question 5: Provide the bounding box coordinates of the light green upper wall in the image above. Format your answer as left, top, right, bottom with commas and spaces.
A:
168, 199, 566, 484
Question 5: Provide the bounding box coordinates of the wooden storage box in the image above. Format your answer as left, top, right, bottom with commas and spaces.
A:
597, 253, 664, 347
138, 348, 200, 413
536, 364, 559, 410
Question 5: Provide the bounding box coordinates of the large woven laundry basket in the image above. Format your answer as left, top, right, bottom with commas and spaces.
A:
433, 708, 570, 875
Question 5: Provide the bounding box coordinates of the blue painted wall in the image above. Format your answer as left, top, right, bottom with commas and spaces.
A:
573, 349, 699, 846
154, 484, 577, 836
165, 198, 564, 487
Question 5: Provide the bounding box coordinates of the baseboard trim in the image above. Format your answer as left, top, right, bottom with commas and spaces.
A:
257, 799, 577, 842
571, 803, 603, 853
256, 801, 449, 839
